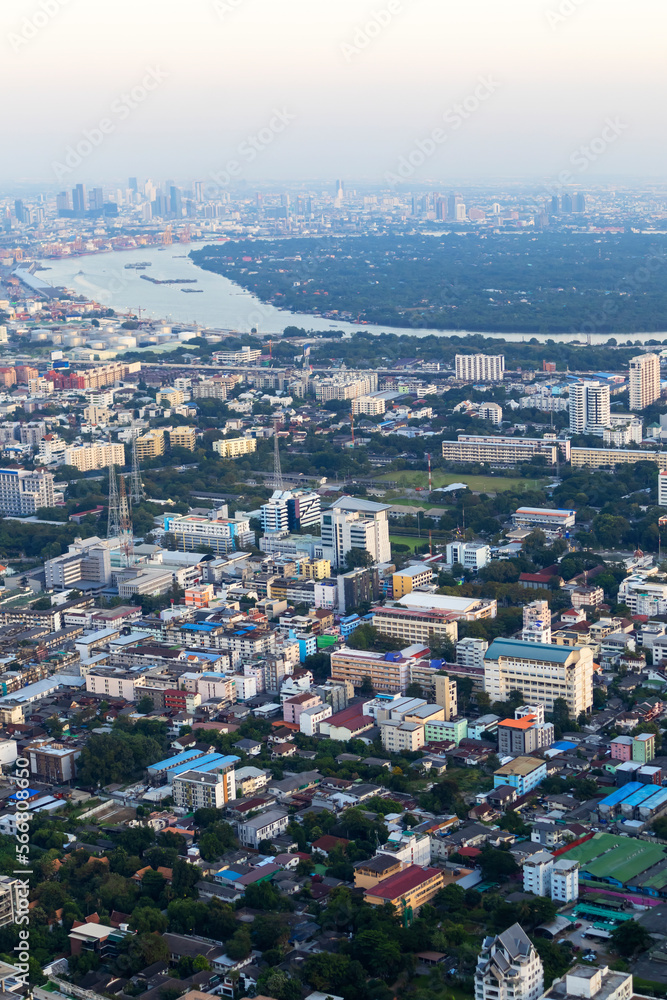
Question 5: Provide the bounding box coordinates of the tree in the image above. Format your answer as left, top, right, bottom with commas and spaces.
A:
611, 920, 652, 957
225, 927, 252, 961
343, 547, 373, 571
137, 695, 155, 714
478, 845, 519, 882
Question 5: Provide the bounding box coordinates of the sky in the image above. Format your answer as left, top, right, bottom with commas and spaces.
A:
2, 0, 666, 186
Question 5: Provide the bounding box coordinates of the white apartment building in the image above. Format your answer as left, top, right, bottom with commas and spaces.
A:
85, 668, 145, 701
456, 636, 488, 670
380, 719, 425, 753
377, 831, 431, 867
629, 352, 660, 411
352, 395, 387, 416
603, 415, 643, 447
551, 857, 580, 903
455, 354, 505, 383
523, 601, 551, 631
523, 851, 554, 896
523, 851, 578, 903
0, 467, 54, 515
542, 967, 634, 1000
446, 541, 491, 571
321, 496, 391, 568
477, 402, 503, 425
0, 876, 25, 928
659, 470, 667, 508
484, 638, 593, 717
237, 808, 289, 848
569, 381, 610, 435
475, 924, 544, 1000
213, 347, 261, 364
618, 574, 667, 615
172, 768, 236, 810
213, 437, 257, 459
314, 372, 379, 401
63, 442, 126, 472
164, 511, 254, 554
38, 436, 67, 464
300, 702, 333, 735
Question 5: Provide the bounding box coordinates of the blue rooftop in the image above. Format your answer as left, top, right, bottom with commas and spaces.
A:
551, 740, 578, 751
598, 782, 643, 808
147, 749, 204, 772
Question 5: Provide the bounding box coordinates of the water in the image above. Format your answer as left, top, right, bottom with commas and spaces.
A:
38, 244, 667, 346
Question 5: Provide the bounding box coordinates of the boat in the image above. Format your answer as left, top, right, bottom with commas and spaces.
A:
182, 288, 203, 293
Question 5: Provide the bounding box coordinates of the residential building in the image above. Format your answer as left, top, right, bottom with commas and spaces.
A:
299, 702, 333, 735
455, 354, 505, 382
172, 768, 236, 810
660, 470, 667, 508
321, 496, 391, 568
261, 489, 321, 534
0, 877, 24, 928
377, 830, 431, 866
475, 924, 544, 1000
237, 808, 289, 848
571, 447, 667, 470
193, 375, 239, 401
0, 467, 54, 515
629, 353, 660, 411
633, 732, 655, 763
569, 380, 610, 435
392, 564, 432, 598
314, 372, 378, 401
352, 395, 386, 416
364, 864, 445, 914
156, 388, 185, 407
603, 415, 643, 447
425, 718, 468, 745
213, 346, 261, 364
63, 442, 125, 472
381, 719, 425, 752
445, 541, 491, 571
523, 851, 554, 896
213, 437, 257, 459
85, 668, 145, 701
442, 437, 557, 466
618, 575, 667, 614
433, 673, 458, 720
478, 402, 503, 425
26, 742, 80, 783
522, 852, 579, 903
331, 646, 428, 693
456, 637, 488, 670
484, 638, 593, 717
136, 429, 166, 460
497, 714, 554, 755
338, 567, 380, 614
169, 427, 197, 451
493, 757, 547, 796
551, 857, 580, 903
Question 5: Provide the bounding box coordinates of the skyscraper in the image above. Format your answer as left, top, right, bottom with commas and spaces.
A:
574, 192, 586, 213
169, 186, 183, 217
550, 195, 559, 215
194, 181, 204, 202
448, 192, 462, 217
14, 200, 27, 224
72, 183, 87, 216
128, 177, 138, 192
561, 193, 573, 213
89, 188, 104, 211
569, 380, 610, 435
629, 353, 660, 411
455, 354, 505, 383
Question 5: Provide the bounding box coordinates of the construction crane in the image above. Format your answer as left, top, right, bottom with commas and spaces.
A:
162, 226, 173, 246
179, 225, 191, 243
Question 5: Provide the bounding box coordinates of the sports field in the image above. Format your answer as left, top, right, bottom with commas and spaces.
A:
565, 833, 665, 884
378, 471, 548, 493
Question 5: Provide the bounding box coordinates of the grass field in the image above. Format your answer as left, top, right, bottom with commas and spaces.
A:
377, 471, 548, 493
390, 534, 427, 552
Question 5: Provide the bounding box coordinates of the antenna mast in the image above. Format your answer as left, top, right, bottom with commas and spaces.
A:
272, 419, 283, 491
107, 464, 121, 540
129, 436, 145, 503
118, 474, 134, 567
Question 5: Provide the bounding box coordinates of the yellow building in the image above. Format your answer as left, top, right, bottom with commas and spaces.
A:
353, 855, 403, 890
156, 389, 185, 407
392, 564, 432, 598
364, 864, 444, 914
371, 605, 458, 648
63, 442, 125, 472
301, 558, 331, 580
213, 437, 258, 459
433, 673, 458, 721
169, 427, 197, 452
136, 429, 166, 460
571, 446, 667, 469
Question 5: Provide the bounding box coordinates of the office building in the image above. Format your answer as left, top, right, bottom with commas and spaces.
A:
164, 511, 254, 554
321, 496, 391, 568
331, 646, 418, 694
493, 756, 547, 796
261, 489, 321, 535
352, 395, 387, 416
63, 442, 125, 473
0, 467, 54, 515
512, 507, 575, 537
392, 564, 432, 598
484, 638, 593, 717
497, 714, 554, 755
569, 381, 610, 435
455, 354, 505, 383
371, 604, 458, 648
213, 436, 257, 459
475, 925, 544, 1000
446, 541, 491, 571
629, 353, 660, 411
44, 536, 112, 591
364, 865, 444, 915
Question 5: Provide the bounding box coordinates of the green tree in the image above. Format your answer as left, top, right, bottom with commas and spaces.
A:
611, 920, 652, 957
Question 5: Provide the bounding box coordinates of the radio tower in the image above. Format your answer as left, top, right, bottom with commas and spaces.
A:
427, 453, 433, 493
118, 474, 134, 566
272, 420, 283, 491
129, 436, 145, 503
107, 464, 121, 540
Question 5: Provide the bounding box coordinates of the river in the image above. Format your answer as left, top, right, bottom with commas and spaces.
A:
38, 244, 667, 346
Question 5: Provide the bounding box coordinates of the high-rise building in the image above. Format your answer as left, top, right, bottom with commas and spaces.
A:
455, 354, 505, 383
561, 193, 573, 213
261, 489, 321, 534
128, 177, 138, 192
14, 200, 27, 224
72, 183, 87, 215
485, 638, 593, 718
475, 924, 544, 1000
0, 468, 54, 515
523, 851, 579, 903
89, 188, 104, 211
629, 353, 660, 411
574, 192, 586, 213
550, 195, 559, 215
56, 191, 71, 213
569, 380, 610, 435
321, 497, 391, 568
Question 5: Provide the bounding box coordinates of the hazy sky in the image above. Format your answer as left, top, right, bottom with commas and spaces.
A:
2, 0, 666, 185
